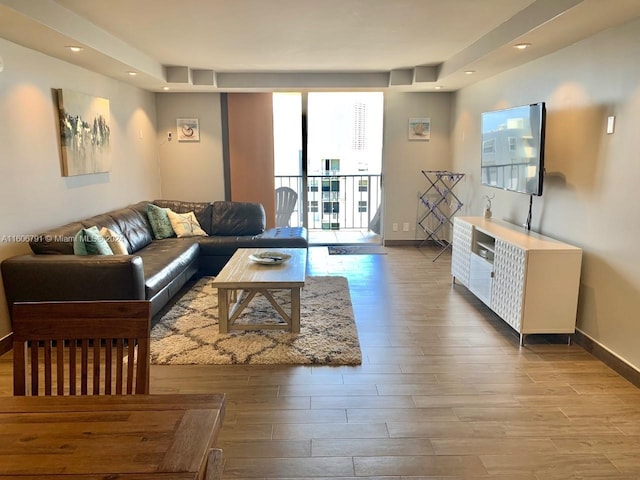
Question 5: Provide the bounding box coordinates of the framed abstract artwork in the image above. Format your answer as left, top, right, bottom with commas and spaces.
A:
56, 89, 111, 176
177, 118, 200, 142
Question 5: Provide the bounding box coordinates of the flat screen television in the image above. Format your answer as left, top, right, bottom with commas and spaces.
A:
480, 102, 546, 196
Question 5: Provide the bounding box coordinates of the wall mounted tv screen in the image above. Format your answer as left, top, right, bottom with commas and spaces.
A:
481, 102, 546, 196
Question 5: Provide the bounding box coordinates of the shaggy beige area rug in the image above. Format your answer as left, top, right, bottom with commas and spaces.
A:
150, 276, 361, 365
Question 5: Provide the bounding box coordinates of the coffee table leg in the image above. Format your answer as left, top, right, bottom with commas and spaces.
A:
291, 287, 301, 333
219, 288, 229, 333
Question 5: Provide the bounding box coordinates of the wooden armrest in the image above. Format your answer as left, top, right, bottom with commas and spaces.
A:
205, 448, 224, 480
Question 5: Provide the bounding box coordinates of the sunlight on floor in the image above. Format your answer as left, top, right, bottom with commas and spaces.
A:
308, 229, 381, 246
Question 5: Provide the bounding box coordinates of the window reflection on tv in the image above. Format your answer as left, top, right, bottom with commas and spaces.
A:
481, 102, 546, 196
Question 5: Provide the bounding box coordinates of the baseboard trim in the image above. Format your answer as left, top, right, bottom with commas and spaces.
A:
574, 329, 640, 388
0, 332, 12, 356
383, 239, 445, 247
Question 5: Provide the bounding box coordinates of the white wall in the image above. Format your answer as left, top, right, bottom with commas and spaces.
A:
451, 18, 640, 370
0, 38, 160, 338
382, 91, 453, 242
155, 93, 225, 201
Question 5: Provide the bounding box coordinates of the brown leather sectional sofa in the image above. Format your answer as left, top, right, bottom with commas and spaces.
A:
1, 200, 308, 316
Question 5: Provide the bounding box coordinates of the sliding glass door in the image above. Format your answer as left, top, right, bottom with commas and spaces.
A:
273, 92, 384, 244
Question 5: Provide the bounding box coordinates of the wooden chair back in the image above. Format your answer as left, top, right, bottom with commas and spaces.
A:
12, 300, 151, 396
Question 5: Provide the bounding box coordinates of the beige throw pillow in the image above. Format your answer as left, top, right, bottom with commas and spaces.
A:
99, 227, 129, 254
167, 210, 208, 237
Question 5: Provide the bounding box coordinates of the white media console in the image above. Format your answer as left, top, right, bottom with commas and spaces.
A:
451, 217, 583, 345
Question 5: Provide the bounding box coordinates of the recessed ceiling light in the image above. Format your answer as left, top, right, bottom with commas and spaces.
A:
162, 86, 170, 91
66, 46, 83, 52
434, 86, 443, 90
127, 71, 137, 76
514, 43, 532, 50
464, 70, 475, 75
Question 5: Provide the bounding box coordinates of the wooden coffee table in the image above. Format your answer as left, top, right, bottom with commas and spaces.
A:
213, 248, 307, 333
0, 394, 225, 478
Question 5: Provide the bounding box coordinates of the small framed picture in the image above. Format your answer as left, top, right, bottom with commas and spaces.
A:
408, 117, 430, 141
177, 118, 200, 142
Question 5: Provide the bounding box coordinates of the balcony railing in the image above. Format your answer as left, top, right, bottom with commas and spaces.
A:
275, 174, 381, 231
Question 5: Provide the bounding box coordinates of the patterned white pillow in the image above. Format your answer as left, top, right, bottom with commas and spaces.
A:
167, 210, 208, 238
100, 227, 129, 254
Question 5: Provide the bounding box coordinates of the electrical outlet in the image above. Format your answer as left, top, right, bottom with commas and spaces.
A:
392, 223, 398, 232
403, 222, 410, 232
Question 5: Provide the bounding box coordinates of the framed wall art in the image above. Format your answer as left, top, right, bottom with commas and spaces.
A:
177, 118, 200, 142
408, 117, 431, 141
56, 89, 111, 176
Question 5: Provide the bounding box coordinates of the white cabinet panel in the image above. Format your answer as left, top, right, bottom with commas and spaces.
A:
469, 253, 493, 306
451, 219, 472, 287
492, 239, 526, 332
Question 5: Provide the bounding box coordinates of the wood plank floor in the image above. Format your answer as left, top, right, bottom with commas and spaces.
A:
2, 246, 640, 479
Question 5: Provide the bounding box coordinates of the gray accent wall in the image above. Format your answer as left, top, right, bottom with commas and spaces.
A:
382, 91, 453, 243
155, 93, 225, 202
451, 17, 640, 371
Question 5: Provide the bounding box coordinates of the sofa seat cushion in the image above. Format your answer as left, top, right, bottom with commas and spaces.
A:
136, 238, 200, 299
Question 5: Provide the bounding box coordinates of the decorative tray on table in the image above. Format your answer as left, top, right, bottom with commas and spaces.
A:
248, 251, 291, 265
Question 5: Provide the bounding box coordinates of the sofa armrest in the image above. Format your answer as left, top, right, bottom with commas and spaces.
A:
1, 255, 146, 307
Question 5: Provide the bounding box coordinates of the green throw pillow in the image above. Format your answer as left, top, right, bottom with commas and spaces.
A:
147, 203, 176, 239
73, 228, 89, 255
73, 226, 113, 256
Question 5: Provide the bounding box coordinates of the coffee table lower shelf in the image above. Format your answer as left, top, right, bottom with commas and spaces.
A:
217, 287, 301, 333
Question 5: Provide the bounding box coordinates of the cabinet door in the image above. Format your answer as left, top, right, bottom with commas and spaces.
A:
491, 239, 526, 332
451, 219, 472, 287
469, 253, 493, 306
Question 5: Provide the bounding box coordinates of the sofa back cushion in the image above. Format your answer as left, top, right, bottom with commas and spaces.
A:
210, 201, 265, 236
29, 202, 154, 256
29, 222, 87, 255
110, 203, 154, 253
